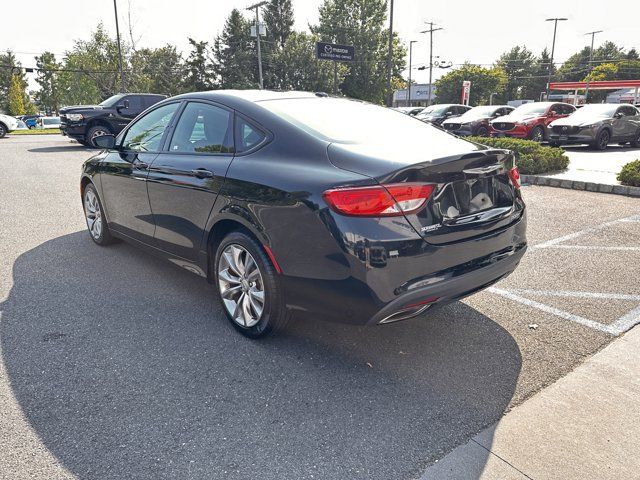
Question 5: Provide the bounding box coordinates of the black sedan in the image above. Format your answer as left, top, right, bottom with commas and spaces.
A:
442, 105, 515, 137
414, 104, 472, 125
549, 103, 640, 150
81, 91, 527, 338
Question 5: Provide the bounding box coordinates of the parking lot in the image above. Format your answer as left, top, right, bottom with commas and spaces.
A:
1, 134, 639, 480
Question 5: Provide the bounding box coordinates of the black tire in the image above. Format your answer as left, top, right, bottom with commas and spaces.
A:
476, 126, 489, 137
591, 129, 610, 151
214, 230, 289, 338
86, 125, 112, 148
529, 126, 545, 143
77, 139, 92, 147
631, 130, 640, 148
82, 183, 115, 245
0, 123, 7, 138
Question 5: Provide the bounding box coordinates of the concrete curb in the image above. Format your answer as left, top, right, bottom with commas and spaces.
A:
521, 174, 640, 197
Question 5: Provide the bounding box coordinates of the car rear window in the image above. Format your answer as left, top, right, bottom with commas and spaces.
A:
259, 97, 444, 144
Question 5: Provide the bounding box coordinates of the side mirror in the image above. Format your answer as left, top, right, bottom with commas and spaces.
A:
94, 134, 116, 149
444, 111, 453, 116
614, 112, 623, 119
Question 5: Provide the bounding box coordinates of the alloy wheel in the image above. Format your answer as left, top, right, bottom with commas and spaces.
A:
84, 189, 103, 240
599, 131, 610, 149
531, 127, 544, 142
90, 128, 109, 145
218, 244, 265, 328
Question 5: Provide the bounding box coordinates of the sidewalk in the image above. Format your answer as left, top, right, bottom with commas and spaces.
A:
419, 324, 640, 480
541, 145, 638, 186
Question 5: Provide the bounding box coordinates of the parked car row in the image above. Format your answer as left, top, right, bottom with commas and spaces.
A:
402, 101, 640, 150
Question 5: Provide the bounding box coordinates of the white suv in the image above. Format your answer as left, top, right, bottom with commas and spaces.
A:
0, 113, 19, 138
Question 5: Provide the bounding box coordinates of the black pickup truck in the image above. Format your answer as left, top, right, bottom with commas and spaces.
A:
59, 93, 166, 147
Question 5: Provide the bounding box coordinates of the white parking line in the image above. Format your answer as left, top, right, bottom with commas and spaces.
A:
541, 245, 640, 252
502, 289, 640, 301
488, 288, 618, 335
488, 213, 640, 335
610, 306, 640, 334
532, 214, 640, 250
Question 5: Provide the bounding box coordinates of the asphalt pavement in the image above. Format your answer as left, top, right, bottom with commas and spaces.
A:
1, 134, 639, 480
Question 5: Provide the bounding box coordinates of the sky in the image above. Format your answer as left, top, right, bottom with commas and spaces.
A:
3, 0, 639, 89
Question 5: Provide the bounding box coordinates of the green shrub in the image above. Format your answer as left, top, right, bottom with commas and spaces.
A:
466, 136, 569, 175
617, 160, 640, 187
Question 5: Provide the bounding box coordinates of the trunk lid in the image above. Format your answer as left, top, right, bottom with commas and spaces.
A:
327, 139, 523, 245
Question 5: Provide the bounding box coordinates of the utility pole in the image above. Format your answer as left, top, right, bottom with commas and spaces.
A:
113, 0, 126, 92
386, 0, 395, 106
247, 1, 268, 89
407, 40, 417, 107
584, 30, 603, 103
545, 17, 568, 100
420, 22, 443, 106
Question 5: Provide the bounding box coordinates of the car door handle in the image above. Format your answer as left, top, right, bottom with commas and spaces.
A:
133, 160, 149, 170
191, 168, 214, 179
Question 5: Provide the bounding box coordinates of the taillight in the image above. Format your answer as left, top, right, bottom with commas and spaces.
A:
508, 166, 521, 189
323, 183, 435, 217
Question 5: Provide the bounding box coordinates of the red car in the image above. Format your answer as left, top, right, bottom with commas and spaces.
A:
489, 102, 576, 142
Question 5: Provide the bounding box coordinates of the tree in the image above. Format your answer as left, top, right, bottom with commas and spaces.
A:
213, 9, 256, 89
34, 52, 61, 114
7, 74, 26, 115
270, 32, 343, 91
184, 38, 215, 91
521, 48, 552, 100
264, 0, 294, 49
434, 63, 507, 105
129, 45, 185, 96
57, 24, 126, 105
494, 46, 535, 101
626, 48, 639, 60
0, 51, 27, 113
312, 0, 406, 103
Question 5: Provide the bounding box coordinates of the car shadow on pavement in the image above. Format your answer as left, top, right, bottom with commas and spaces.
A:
0, 232, 521, 480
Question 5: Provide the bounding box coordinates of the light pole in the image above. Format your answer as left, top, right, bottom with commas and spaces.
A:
386, 0, 395, 106
407, 40, 417, 107
247, 1, 268, 89
113, 0, 126, 92
545, 17, 568, 99
489, 92, 498, 106
584, 30, 603, 103
421, 22, 443, 106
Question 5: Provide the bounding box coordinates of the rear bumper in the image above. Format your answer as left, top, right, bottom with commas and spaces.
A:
280, 208, 527, 326
367, 243, 526, 324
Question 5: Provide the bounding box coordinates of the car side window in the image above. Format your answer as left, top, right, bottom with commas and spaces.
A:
619, 106, 636, 117
121, 102, 179, 152
124, 96, 144, 113
169, 102, 233, 154
235, 117, 266, 153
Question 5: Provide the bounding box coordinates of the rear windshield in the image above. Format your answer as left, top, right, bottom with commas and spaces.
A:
259, 97, 443, 143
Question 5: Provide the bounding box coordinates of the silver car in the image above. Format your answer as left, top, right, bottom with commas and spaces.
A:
549, 104, 640, 150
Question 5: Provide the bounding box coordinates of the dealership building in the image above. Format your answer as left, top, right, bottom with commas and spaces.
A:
393, 84, 436, 107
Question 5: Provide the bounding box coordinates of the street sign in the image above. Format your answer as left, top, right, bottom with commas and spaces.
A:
315, 42, 355, 62
251, 24, 266, 37
461, 80, 471, 105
